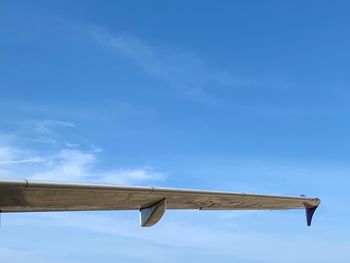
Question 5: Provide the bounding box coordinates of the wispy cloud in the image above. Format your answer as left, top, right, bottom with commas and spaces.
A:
99, 167, 166, 184
28, 148, 166, 184
0, 146, 166, 185
0, 120, 166, 185
27, 119, 76, 135
0, 146, 44, 166
29, 149, 96, 182
0, 158, 44, 166
92, 27, 249, 104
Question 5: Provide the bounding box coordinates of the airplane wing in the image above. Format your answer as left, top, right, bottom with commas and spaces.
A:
0, 179, 320, 227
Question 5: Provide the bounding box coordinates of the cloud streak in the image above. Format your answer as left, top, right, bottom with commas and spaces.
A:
0, 120, 166, 185
0, 147, 166, 185
25, 119, 76, 135
0, 146, 44, 166
92, 28, 249, 104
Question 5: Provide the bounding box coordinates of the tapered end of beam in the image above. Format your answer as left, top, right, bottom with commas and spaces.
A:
140, 199, 167, 227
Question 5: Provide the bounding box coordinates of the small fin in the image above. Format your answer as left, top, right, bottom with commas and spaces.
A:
305, 206, 318, 226
301, 195, 319, 226
139, 199, 167, 227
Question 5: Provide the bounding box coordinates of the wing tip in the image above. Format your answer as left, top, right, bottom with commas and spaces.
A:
300, 195, 320, 226
305, 205, 318, 226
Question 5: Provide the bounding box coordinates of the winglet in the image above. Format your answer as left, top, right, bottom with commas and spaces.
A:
300, 195, 319, 226
305, 206, 318, 226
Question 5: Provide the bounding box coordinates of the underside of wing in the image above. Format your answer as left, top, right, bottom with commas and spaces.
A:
0, 179, 320, 227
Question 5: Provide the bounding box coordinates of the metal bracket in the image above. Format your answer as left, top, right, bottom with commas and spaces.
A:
139, 199, 167, 227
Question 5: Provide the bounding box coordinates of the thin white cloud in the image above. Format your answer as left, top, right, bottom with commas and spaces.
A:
100, 167, 166, 184
0, 120, 165, 185
0, 146, 44, 166
28, 119, 76, 134
64, 141, 80, 148
92, 28, 249, 104
30, 149, 96, 182
4, 119, 76, 146
0, 146, 18, 164
0, 158, 44, 166
0, 146, 166, 185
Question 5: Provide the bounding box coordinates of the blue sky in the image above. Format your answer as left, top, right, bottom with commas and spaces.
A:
0, 1, 349, 262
